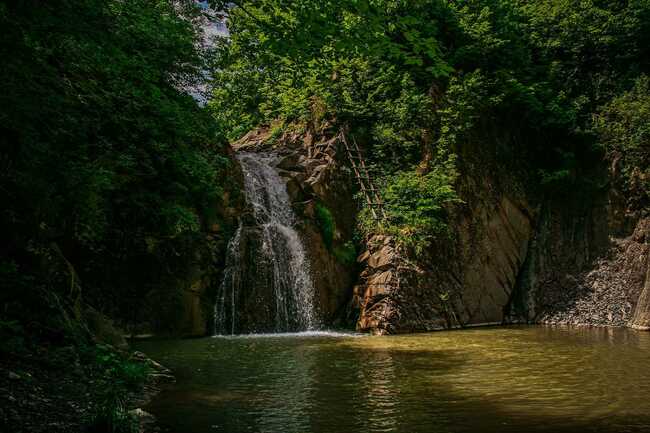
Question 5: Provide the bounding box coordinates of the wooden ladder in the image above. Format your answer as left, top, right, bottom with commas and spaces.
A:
339, 129, 387, 221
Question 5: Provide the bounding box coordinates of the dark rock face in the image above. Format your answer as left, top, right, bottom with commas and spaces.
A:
515, 211, 648, 327
142, 146, 245, 337
355, 163, 534, 334
631, 267, 650, 330
627, 220, 650, 330
354, 143, 649, 334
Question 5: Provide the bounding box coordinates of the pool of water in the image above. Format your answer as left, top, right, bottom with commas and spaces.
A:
135, 326, 650, 433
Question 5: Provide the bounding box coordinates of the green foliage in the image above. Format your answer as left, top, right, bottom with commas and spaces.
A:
82, 344, 150, 432
209, 0, 649, 250
437, 71, 494, 151
315, 203, 336, 250
267, 121, 287, 144
315, 203, 357, 264
0, 0, 234, 326
92, 345, 151, 391
360, 161, 461, 253
595, 75, 650, 206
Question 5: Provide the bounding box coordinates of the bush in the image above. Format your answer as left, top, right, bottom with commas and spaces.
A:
93, 346, 150, 390
359, 161, 460, 253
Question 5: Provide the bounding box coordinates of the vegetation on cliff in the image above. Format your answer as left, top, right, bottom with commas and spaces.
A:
209, 0, 649, 250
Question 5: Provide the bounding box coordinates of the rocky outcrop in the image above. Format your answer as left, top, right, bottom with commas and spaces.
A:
354, 235, 401, 335
631, 263, 650, 330
355, 166, 534, 334
353, 140, 649, 334
629, 219, 650, 331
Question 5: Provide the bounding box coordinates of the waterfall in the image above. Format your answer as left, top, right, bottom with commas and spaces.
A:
214, 152, 320, 334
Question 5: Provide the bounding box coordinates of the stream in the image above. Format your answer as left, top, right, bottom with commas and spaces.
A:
135, 326, 650, 433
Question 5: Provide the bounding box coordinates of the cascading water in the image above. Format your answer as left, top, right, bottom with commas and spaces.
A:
214, 152, 320, 334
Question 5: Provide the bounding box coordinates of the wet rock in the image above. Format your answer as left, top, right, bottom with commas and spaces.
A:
277, 154, 301, 171
130, 408, 158, 433
130, 408, 154, 419
84, 307, 128, 349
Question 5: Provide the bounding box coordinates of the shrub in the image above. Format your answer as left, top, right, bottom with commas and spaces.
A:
359, 160, 460, 253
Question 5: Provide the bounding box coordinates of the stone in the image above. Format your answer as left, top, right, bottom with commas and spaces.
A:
367, 247, 394, 269
277, 154, 301, 171
367, 271, 393, 290
285, 177, 305, 202
630, 257, 650, 330
357, 250, 370, 263
130, 408, 154, 419
84, 307, 128, 349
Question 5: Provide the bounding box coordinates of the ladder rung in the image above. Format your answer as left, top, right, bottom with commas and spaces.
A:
341, 128, 387, 221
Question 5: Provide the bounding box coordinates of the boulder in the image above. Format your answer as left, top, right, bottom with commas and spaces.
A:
367, 247, 394, 269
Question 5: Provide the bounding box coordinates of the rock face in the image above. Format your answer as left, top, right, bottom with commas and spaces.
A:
354, 236, 401, 335
355, 162, 534, 333
354, 202, 534, 333
629, 220, 650, 330
135, 148, 244, 337
354, 142, 649, 334
631, 269, 650, 330
515, 215, 648, 327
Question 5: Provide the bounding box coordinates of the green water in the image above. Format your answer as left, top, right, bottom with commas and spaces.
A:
135, 326, 650, 433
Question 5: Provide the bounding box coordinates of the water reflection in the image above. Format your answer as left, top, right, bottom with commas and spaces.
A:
253, 341, 316, 433
136, 327, 650, 433
357, 348, 399, 432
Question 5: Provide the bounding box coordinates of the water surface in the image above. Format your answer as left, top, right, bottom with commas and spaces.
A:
136, 326, 650, 433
